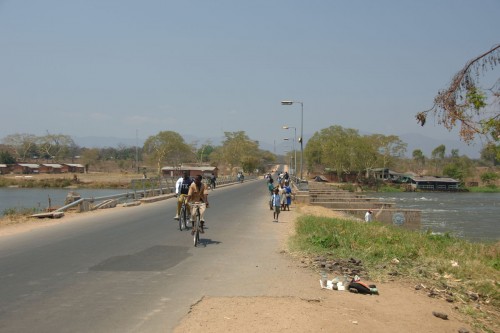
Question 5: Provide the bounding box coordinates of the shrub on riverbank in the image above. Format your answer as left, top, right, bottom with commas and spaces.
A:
468, 185, 500, 193
289, 215, 499, 331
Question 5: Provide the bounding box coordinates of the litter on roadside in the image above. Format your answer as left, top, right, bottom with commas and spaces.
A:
320, 273, 379, 295
319, 275, 349, 291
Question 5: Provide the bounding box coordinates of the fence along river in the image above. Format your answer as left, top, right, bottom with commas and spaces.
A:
370, 192, 500, 242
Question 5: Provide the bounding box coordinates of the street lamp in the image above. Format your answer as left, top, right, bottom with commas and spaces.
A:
283, 138, 293, 175
282, 125, 297, 178
281, 101, 304, 180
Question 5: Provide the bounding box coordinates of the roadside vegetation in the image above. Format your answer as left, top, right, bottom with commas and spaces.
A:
2, 206, 38, 217
468, 186, 500, 193
289, 214, 499, 332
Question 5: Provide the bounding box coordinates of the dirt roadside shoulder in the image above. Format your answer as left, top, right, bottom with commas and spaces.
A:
173, 205, 474, 333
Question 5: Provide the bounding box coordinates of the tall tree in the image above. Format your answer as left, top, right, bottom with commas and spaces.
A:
370, 134, 407, 171
412, 149, 425, 167
431, 144, 446, 174
442, 156, 473, 182
219, 131, 259, 173
431, 145, 446, 160
416, 44, 500, 143
450, 149, 460, 159
80, 148, 100, 172
480, 142, 500, 166
305, 126, 363, 181
2, 133, 38, 161
355, 135, 379, 179
143, 131, 191, 175
197, 141, 214, 165
0, 150, 16, 164
38, 133, 75, 162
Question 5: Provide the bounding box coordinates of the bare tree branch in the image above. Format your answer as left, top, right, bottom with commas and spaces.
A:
417, 44, 500, 143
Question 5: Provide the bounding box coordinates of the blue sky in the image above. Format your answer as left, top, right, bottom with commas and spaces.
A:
0, 0, 499, 157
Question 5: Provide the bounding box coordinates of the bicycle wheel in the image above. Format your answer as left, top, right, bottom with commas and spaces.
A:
179, 204, 186, 231
193, 210, 200, 247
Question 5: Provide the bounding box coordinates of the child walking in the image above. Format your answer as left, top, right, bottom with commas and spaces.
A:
272, 188, 281, 222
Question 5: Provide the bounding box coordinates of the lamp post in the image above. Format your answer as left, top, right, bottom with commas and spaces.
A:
283, 138, 293, 176
282, 126, 297, 178
283, 149, 292, 174
281, 101, 304, 180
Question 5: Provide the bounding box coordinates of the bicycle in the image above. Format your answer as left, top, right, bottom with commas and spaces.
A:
190, 202, 205, 247
179, 196, 190, 231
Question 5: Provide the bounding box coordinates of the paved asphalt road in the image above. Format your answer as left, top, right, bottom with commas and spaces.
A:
0, 177, 293, 332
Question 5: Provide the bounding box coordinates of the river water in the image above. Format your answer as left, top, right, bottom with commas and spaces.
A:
1, 188, 498, 242
369, 192, 499, 242
0, 188, 129, 214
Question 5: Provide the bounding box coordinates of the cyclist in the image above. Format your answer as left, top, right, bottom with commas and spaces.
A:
174, 171, 193, 220
187, 174, 209, 234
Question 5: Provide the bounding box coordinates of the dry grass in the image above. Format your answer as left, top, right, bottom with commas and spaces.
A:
2, 172, 143, 188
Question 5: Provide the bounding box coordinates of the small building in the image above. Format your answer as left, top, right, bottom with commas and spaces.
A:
64, 163, 85, 173
161, 165, 218, 179
0, 164, 9, 174
407, 176, 460, 191
39, 163, 64, 174
366, 168, 407, 182
12, 163, 40, 174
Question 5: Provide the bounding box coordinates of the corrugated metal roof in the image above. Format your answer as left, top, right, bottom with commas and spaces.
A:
41, 164, 63, 168
64, 164, 85, 167
18, 164, 40, 168
410, 176, 459, 183
161, 166, 217, 171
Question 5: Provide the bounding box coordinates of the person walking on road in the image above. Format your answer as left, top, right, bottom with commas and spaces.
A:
279, 182, 286, 210
267, 178, 275, 210
284, 181, 292, 211
210, 173, 216, 189
272, 188, 281, 222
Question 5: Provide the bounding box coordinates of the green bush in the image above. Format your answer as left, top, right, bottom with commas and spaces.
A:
3, 206, 38, 216
289, 214, 500, 311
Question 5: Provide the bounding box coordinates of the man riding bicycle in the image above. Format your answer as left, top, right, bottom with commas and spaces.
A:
174, 171, 193, 220
187, 174, 209, 234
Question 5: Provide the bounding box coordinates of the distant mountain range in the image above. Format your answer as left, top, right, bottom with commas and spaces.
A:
74, 132, 482, 159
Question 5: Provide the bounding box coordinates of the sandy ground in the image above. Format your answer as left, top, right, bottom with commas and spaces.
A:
0, 198, 490, 333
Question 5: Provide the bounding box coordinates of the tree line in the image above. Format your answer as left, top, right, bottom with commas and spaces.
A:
1, 127, 498, 184
301, 125, 498, 184
0, 131, 277, 176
